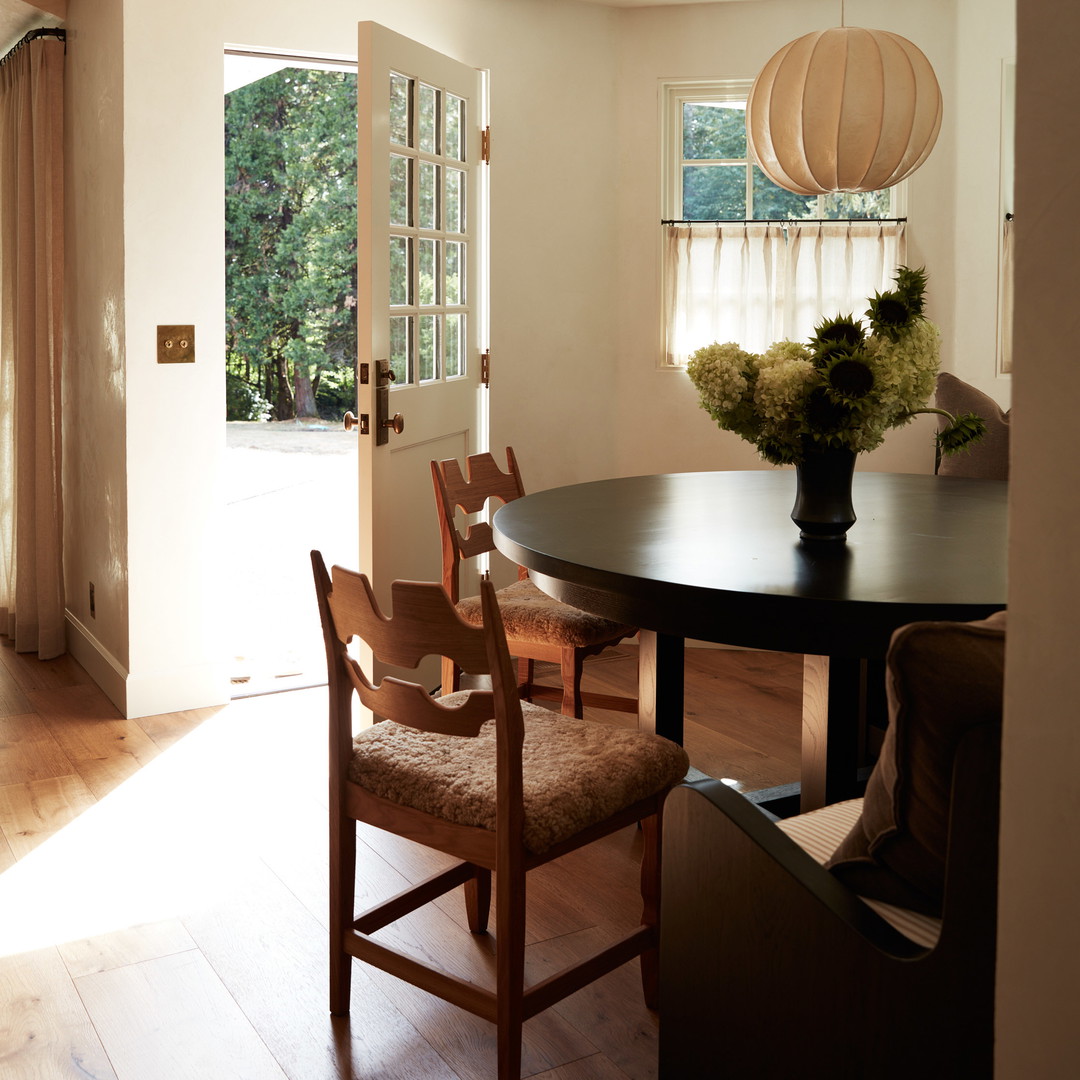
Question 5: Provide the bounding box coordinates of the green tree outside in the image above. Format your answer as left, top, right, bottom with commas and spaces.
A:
225, 68, 359, 421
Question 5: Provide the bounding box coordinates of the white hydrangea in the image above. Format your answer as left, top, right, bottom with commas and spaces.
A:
686, 342, 753, 414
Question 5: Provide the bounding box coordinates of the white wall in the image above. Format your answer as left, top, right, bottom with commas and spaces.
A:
610, 0, 1013, 479
64, 0, 130, 696
997, 0, 1080, 1070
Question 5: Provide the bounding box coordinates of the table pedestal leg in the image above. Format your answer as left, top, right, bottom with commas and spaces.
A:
801, 654, 866, 813
638, 630, 685, 744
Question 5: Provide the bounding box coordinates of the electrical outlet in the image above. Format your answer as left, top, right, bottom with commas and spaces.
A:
89, 582, 95, 619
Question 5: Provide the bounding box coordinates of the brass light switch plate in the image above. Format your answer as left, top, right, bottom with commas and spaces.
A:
157, 325, 195, 363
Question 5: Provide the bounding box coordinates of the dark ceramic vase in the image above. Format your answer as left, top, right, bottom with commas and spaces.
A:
790, 445, 857, 541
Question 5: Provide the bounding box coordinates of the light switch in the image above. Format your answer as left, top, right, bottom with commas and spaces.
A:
157, 325, 195, 363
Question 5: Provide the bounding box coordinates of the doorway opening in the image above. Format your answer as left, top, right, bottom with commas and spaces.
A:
223, 47, 360, 697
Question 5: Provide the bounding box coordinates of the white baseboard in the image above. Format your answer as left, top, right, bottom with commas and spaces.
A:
65, 610, 128, 713
65, 611, 231, 719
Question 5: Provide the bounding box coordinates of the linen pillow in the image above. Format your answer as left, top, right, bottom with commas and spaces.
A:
824, 610, 1006, 916
934, 371, 1010, 479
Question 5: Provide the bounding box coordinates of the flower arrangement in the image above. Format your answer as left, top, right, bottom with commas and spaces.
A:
686, 267, 985, 466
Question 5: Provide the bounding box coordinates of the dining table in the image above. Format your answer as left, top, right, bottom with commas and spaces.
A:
492, 470, 1008, 812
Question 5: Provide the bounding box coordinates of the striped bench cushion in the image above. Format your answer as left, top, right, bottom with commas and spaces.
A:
777, 799, 941, 949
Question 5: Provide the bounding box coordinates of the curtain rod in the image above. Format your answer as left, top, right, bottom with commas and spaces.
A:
661, 217, 908, 226
0, 28, 66, 70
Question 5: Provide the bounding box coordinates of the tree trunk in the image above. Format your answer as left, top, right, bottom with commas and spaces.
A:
294, 368, 318, 418
273, 354, 294, 420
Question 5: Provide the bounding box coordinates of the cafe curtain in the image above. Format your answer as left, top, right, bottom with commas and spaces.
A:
0, 31, 66, 657
663, 220, 906, 365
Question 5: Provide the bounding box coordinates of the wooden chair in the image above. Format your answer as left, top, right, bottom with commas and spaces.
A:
431, 447, 637, 718
658, 613, 1005, 1078
310, 550, 689, 1080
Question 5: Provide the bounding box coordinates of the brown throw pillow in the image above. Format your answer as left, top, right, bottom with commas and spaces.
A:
935, 371, 1010, 479
824, 611, 1006, 916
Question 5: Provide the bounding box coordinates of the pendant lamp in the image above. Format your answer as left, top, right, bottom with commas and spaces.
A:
745, 26, 943, 196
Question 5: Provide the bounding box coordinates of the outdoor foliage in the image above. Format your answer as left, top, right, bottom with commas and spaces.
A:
225, 68, 358, 421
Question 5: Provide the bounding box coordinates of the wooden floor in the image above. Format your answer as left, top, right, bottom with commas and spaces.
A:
0, 640, 801, 1080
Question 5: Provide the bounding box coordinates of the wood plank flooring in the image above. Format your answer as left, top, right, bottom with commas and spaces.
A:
0, 640, 801, 1080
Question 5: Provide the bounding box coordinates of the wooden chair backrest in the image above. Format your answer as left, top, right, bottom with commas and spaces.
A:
430, 448, 527, 601
311, 550, 524, 744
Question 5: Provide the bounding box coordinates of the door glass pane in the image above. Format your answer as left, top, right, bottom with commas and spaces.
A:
419, 161, 438, 230
390, 155, 411, 227
682, 101, 747, 160
419, 83, 438, 154
445, 313, 463, 378
418, 314, 439, 381
389, 315, 412, 384
682, 163, 746, 219
390, 73, 411, 147
389, 236, 410, 305
418, 238, 439, 306
445, 241, 462, 305
445, 168, 464, 234
445, 94, 464, 161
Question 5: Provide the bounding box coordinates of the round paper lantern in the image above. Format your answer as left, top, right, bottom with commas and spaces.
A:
746, 27, 943, 196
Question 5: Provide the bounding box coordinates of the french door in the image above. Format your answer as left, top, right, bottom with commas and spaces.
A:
356, 22, 486, 691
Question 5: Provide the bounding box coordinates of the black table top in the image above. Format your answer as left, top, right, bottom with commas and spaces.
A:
492, 470, 1008, 659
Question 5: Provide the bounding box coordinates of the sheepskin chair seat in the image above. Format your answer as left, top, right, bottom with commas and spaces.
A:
454, 578, 635, 649
350, 692, 690, 855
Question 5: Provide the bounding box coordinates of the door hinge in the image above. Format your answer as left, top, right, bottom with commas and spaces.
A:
481, 126, 491, 164
481, 350, 491, 387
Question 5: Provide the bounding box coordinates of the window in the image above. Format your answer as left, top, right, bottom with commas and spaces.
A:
389, 72, 469, 385
661, 81, 906, 366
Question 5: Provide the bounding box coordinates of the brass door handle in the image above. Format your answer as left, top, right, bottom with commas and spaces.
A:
384, 412, 405, 435
343, 411, 365, 433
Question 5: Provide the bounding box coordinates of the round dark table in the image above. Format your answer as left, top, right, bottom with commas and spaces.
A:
493, 470, 1008, 810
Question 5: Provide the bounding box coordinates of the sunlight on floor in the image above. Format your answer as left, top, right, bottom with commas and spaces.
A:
0, 688, 327, 960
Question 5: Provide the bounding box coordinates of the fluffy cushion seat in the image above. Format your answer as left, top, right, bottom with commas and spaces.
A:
455, 578, 635, 648
349, 695, 690, 854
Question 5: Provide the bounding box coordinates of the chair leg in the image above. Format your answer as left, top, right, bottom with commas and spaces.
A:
496, 864, 526, 1079
329, 812, 357, 1016
639, 811, 662, 1011
517, 656, 534, 701
560, 646, 585, 718
465, 867, 492, 934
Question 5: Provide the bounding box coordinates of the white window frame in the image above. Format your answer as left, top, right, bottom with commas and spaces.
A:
661, 79, 907, 223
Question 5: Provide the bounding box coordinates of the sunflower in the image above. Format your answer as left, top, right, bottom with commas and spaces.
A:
810, 314, 865, 351
824, 352, 875, 400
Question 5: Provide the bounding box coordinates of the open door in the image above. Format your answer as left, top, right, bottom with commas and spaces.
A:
356, 23, 486, 691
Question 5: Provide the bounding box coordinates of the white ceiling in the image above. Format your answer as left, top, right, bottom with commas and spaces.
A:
0, 0, 63, 59
1, 0, 755, 59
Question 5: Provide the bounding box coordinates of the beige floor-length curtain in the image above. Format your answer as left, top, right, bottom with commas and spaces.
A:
663, 221, 906, 365
0, 31, 66, 658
